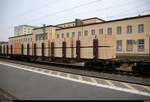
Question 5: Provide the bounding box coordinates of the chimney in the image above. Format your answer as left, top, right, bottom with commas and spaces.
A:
75, 19, 83, 26
43, 24, 46, 34
43, 24, 46, 27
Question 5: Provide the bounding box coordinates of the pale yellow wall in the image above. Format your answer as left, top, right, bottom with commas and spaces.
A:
32, 26, 58, 56
33, 26, 58, 42
105, 16, 150, 55
56, 16, 150, 56
83, 18, 102, 24
57, 23, 75, 28
56, 18, 103, 28
9, 34, 33, 55
6, 15, 150, 57
0, 43, 8, 54
56, 24, 116, 59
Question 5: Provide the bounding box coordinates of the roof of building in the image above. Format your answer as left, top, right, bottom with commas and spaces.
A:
56, 17, 105, 26
32, 14, 150, 31
15, 25, 38, 28
0, 42, 8, 44
9, 34, 33, 39
56, 14, 150, 30
33, 17, 105, 30
33, 25, 62, 30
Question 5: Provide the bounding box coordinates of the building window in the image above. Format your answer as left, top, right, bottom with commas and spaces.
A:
43, 33, 47, 40
84, 30, 88, 36
91, 29, 95, 35
117, 40, 122, 51
57, 34, 59, 38
117, 26, 122, 34
36, 33, 48, 40
62, 33, 64, 38
78, 31, 81, 37
138, 24, 144, 33
127, 25, 132, 34
40, 35, 43, 40
99, 29, 103, 35
66, 33, 69, 38
36, 35, 38, 40
107, 28, 112, 35
138, 39, 144, 51
72, 32, 75, 38
127, 40, 133, 51
39, 35, 41, 40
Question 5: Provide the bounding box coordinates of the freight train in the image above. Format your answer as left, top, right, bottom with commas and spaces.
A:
0, 15, 150, 74
0, 34, 150, 74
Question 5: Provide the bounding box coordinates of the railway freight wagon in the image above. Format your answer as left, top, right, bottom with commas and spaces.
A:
50, 36, 116, 63
0, 42, 9, 56
0, 22, 118, 70
31, 35, 115, 63
5, 34, 34, 60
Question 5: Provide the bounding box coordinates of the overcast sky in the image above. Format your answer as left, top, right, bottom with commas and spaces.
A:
0, 0, 150, 41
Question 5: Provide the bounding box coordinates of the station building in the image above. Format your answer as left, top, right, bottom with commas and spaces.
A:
0, 42, 9, 55
7, 14, 150, 59
9, 34, 33, 55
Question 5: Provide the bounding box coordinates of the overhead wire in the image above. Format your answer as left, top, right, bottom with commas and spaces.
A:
23, 0, 103, 24
31, 0, 133, 24
105, 9, 150, 20
18, 0, 60, 17
40, 0, 138, 23
16, 0, 62, 25
103, 0, 150, 20
32, 0, 150, 25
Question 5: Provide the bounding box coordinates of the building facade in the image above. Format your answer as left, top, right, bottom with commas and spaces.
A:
14, 25, 37, 36
9, 34, 33, 55
0, 42, 9, 55
7, 14, 150, 59
55, 15, 150, 58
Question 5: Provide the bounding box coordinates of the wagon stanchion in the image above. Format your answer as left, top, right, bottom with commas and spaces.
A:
21, 44, 24, 56
93, 39, 98, 62
42, 43, 45, 61
0, 45, 2, 56
51, 42, 55, 62
6, 45, 9, 56
27, 44, 30, 56
62, 41, 66, 62
76, 40, 80, 62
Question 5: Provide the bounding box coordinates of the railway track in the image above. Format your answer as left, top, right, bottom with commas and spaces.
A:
0, 56, 149, 78
0, 57, 150, 86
